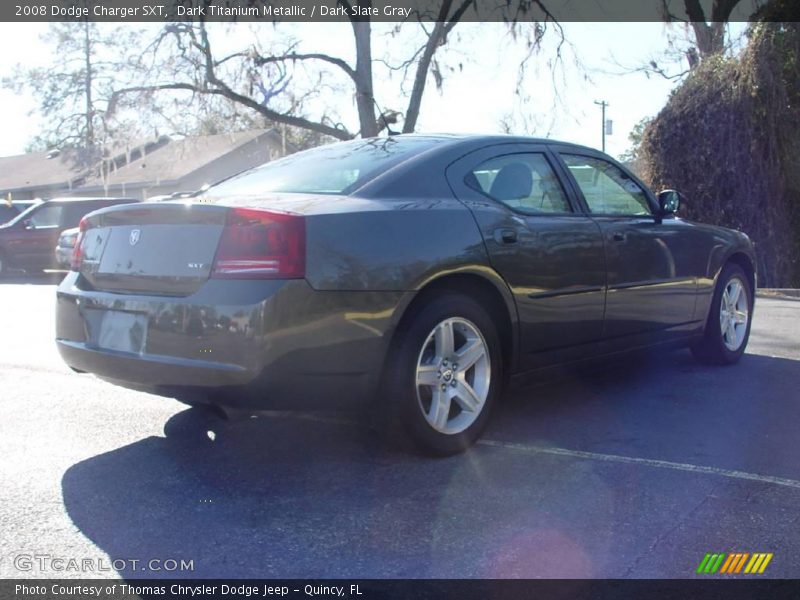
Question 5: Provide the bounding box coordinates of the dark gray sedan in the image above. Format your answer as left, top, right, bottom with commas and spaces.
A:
56, 135, 756, 455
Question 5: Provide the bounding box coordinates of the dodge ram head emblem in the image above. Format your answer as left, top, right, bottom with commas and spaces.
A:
129, 229, 141, 246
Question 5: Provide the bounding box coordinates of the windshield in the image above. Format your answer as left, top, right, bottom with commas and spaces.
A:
3, 203, 39, 227
205, 137, 445, 197
0, 205, 20, 224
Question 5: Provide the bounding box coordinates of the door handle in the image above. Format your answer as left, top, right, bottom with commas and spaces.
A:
612, 232, 626, 242
494, 228, 518, 245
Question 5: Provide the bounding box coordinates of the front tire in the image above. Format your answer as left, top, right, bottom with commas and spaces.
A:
691, 263, 753, 365
384, 293, 503, 456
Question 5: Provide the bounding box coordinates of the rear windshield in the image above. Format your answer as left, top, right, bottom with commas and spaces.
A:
205, 137, 444, 197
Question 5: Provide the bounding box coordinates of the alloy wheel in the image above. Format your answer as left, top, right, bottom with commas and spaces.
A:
415, 317, 491, 435
719, 276, 749, 351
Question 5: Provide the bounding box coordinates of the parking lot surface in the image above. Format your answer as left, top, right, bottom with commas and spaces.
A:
1, 275, 798, 578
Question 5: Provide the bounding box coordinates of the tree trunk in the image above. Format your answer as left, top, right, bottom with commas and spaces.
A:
83, 20, 94, 148
684, 0, 739, 59
403, 18, 448, 133
351, 19, 378, 138
690, 21, 727, 58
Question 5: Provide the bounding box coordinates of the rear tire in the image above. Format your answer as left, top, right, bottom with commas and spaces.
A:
383, 293, 503, 456
691, 263, 753, 365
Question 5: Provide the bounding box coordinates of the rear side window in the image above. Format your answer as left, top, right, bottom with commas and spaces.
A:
465, 153, 571, 214
205, 137, 444, 197
561, 154, 652, 216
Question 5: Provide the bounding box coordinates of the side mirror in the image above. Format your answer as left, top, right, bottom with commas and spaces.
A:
657, 189, 682, 216
22, 219, 33, 230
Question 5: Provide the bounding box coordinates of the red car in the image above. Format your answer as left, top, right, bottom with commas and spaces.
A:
0, 197, 135, 277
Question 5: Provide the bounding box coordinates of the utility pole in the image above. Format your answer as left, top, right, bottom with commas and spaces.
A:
594, 100, 609, 153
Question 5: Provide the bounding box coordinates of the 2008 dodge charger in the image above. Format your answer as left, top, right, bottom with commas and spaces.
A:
56, 135, 756, 455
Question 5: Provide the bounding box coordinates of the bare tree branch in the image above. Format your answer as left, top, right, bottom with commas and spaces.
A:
254, 52, 357, 81
403, 0, 456, 133
111, 81, 352, 141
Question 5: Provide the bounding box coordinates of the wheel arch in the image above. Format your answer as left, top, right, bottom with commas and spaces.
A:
384, 269, 520, 384
691, 251, 756, 364
725, 251, 756, 295
697, 250, 757, 331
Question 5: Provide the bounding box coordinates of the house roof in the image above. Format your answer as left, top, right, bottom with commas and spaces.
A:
79, 129, 282, 190
0, 129, 287, 195
0, 136, 169, 194
0, 149, 90, 193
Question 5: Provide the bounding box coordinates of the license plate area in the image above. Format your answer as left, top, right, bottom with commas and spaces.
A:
97, 311, 148, 354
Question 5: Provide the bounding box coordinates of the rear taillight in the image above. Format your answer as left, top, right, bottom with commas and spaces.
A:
212, 208, 305, 279
70, 217, 89, 271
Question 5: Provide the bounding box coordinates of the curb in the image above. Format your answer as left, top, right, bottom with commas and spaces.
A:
757, 289, 800, 301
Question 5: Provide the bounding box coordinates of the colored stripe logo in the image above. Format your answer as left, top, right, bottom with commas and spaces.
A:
697, 552, 773, 574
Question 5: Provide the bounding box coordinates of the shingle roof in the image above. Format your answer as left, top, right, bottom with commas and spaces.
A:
0, 136, 169, 193
0, 129, 285, 194
79, 129, 279, 188
0, 149, 89, 192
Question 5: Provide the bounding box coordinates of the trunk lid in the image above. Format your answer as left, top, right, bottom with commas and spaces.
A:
79, 203, 228, 296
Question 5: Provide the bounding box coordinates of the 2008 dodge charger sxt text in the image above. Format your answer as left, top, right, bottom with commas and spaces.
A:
56, 135, 756, 455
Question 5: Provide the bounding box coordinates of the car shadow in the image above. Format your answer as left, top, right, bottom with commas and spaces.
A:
60, 350, 800, 578
60, 407, 474, 578
491, 350, 800, 470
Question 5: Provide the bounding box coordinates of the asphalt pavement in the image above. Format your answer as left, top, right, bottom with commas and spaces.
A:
1, 274, 798, 579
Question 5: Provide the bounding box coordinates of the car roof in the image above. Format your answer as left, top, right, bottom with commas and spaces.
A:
344, 133, 612, 199
382, 133, 600, 154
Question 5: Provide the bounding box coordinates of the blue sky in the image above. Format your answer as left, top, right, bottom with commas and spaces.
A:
0, 22, 744, 159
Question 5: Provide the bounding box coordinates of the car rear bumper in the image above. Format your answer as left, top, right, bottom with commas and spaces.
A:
57, 339, 253, 386
56, 272, 406, 410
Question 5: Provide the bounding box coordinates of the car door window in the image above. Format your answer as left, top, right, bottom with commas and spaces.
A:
27, 204, 63, 229
561, 154, 652, 216
465, 153, 572, 214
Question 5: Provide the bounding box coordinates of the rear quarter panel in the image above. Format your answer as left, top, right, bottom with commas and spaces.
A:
304, 197, 491, 292
302, 196, 514, 384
